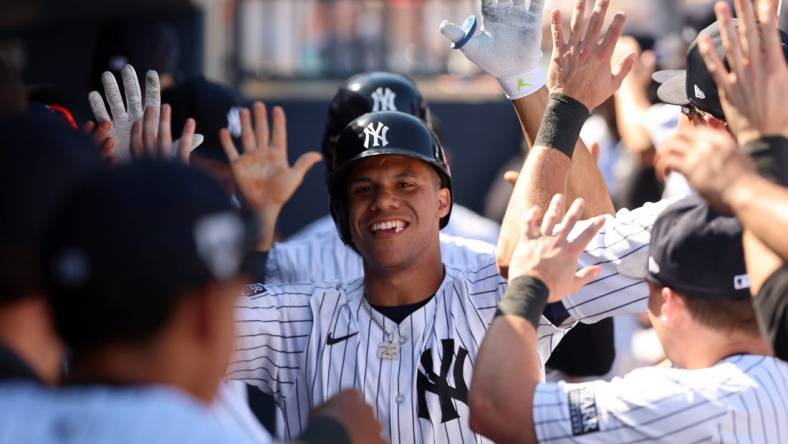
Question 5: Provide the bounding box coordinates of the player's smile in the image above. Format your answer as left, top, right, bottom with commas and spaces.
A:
368, 218, 410, 237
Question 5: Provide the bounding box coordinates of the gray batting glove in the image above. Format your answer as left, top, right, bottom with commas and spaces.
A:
88, 65, 202, 161
440, 0, 546, 100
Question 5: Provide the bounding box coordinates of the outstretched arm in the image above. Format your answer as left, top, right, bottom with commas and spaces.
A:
499, 0, 633, 275
441, 0, 626, 276
470, 195, 604, 444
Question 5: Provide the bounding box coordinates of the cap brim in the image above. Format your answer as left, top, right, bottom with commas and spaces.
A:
656, 71, 690, 106
652, 69, 683, 84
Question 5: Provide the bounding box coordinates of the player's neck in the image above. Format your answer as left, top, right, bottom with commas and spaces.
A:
363, 251, 444, 307
671, 326, 772, 369
67, 336, 213, 403
0, 296, 63, 384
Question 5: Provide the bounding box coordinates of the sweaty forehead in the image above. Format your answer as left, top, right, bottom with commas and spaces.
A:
347, 155, 439, 183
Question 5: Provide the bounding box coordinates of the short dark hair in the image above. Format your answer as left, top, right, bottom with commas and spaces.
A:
649, 281, 759, 335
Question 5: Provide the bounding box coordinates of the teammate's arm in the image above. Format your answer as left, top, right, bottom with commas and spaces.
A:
220, 101, 322, 252
496, 0, 634, 276
470, 195, 603, 443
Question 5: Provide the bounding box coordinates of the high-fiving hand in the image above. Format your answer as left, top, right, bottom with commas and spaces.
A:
699, 0, 788, 145
220, 101, 322, 251
440, 0, 546, 99
88, 65, 203, 162
548, 0, 636, 111
509, 194, 605, 302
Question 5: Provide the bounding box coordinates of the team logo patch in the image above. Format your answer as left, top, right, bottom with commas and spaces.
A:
416, 339, 469, 424
363, 121, 390, 149
371, 87, 397, 111
568, 386, 600, 436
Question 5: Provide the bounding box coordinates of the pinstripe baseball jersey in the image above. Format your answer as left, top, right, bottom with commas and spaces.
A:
533, 354, 788, 443
266, 216, 497, 284
229, 242, 652, 444
0, 383, 261, 444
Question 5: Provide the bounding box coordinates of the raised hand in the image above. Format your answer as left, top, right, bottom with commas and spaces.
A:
220, 101, 322, 212
220, 101, 321, 250
659, 126, 756, 212
88, 65, 148, 161
440, 0, 546, 99
699, 0, 788, 145
548, 0, 636, 110
88, 65, 203, 162
509, 194, 604, 302
130, 104, 198, 162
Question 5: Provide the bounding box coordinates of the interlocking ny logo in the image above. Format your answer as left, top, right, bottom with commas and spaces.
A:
416, 339, 469, 424
371, 87, 397, 111
363, 121, 390, 148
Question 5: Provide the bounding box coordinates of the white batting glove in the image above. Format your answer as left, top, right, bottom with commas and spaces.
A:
440, 0, 546, 99
88, 65, 202, 161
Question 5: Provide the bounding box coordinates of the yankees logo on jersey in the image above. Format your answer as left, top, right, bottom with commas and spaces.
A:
229, 247, 652, 444
416, 339, 469, 424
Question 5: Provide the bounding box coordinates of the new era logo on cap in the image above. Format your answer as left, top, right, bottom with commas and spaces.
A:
694, 84, 706, 100
733, 274, 750, 291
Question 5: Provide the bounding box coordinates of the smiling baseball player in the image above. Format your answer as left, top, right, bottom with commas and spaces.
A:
265, 71, 499, 286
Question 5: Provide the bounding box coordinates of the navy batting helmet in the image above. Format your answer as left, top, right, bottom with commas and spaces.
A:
328, 111, 451, 246
322, 71, 429, 170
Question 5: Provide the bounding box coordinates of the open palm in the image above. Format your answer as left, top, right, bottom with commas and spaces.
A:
220, 101, 322, 211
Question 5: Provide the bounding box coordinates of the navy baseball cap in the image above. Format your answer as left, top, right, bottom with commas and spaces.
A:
654, 20, 788, 120
643, 196, 750, 299
43, 160, 257, 350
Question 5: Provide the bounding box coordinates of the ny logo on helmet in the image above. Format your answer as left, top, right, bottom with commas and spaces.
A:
363, 122, 390, 149
371, 87, 397, 112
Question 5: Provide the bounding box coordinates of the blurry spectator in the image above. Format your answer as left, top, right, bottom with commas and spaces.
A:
0, 104, 101, 384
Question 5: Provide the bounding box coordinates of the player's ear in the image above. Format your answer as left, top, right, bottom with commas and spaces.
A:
660, 287, 688, 326
437, 188, 451, 219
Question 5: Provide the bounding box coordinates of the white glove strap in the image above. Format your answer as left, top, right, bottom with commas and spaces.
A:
498, 66, 546, 100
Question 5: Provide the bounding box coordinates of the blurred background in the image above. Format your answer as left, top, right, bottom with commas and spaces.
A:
2, 0, 785, 237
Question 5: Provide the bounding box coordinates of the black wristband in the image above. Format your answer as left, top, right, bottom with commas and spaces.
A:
495, 276, 550, 330
533, 93, 590, 159
298, 416, 352, 444
743, 136, 788, 187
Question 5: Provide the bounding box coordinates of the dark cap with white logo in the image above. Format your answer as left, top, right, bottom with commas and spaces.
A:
654, 20, 788, 120
42, 160, 256, 350
639, 196, 750, 299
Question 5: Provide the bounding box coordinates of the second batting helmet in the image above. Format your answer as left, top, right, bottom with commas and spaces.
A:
328, 111, 451, 246
322, 71, 429, 170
